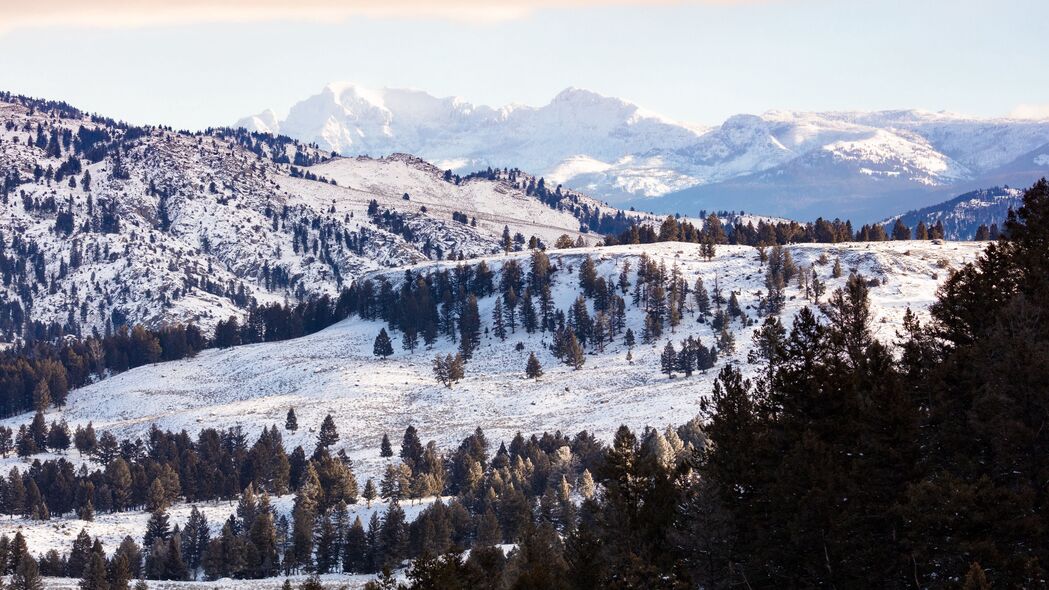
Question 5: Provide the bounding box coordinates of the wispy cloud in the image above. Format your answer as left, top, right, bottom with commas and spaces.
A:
1010, 103, 1049, 121
0, 0, 761, 31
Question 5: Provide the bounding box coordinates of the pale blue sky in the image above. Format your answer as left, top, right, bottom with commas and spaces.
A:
1, 0, 1046, 129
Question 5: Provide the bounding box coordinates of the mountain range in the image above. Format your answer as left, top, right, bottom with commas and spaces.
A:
238, 84, 1049, 222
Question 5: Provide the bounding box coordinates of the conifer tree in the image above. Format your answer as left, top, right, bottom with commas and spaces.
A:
78, 549, 109, 590
380, 434, 393, 458
316, 415, 339, 450
143, 510, 171, 550
343, 516, 368, 574
11, 554, 43, 590
362, 479, 377, 506
491, 296, 507, 341
458, 296, 481, 359
68, 528, 93, 578
285, 408, 298, 432
525, 352, 543, 380
372, 329, 394, 359
660, 341, 677, 377
291, 464, 320, 572
565, 333, 585, 370
32, 381, 51, 413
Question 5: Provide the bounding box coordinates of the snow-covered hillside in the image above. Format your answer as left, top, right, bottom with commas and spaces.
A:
883, 186, 1023, 240
11, 241, 984, 486
238, 84, 1049, 220
0, 95, 610, 340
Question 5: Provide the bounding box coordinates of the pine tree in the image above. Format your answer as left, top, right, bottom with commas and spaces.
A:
46, 420, 70, 451
143, 510, 171, 550
11, 554, 43, 590
78, 549, 109, 590
181, 506, 209, 572
291, 464, 320, 572
285, 408, 298, 432
109, 553, 131, 590
362, 479, 377, 506
68, 528, 93, 578
475, 508, 503, 547
660, 341, 677, 377
891, 219, 912, 240
623, 327, 635, 348
491, 296, 507, 341
32, 381, 51, 413
316, 415, 339, 450
379, 500, 408, 568
501, 225, 513, 253
372, 329, 394, 359
458, 295, 481, 359
916, 220, 930, 240
380, 434, 393, 458
577, 469, 596, 500
432, 354, 465, 388
400, 426, 424, 471
343, 516, 368, 573
525, 352, 543, 380
565, 333, 585, 370
447, 353, 465, 384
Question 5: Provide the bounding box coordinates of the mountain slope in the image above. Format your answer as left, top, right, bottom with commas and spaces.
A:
14, 240, 985, 483
883, 186, 1023, 240
0, 94, 607, 340
239, 85, 1049, 221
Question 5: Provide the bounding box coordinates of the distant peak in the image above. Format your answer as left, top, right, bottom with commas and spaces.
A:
551, 87, 622, 105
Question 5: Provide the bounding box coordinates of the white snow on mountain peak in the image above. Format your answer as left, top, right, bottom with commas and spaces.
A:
237, 84, 1049, 220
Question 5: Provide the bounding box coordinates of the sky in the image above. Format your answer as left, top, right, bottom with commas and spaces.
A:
0, 0, 1046, 130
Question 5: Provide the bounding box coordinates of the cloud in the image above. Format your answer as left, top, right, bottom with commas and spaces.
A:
0, 0, 761, 31
1010, 104, 1049, 121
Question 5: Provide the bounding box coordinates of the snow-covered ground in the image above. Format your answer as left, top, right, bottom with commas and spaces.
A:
0, 492, 443, 563
0, 98, 602, 336
1, 241, 984, 488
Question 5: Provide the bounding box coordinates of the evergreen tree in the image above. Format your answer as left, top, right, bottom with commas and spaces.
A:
891, 219, 912, 240
525, 352, 543, 380
32, 381, 51, 413
143, 510, 171, 551
78, 549, 109, 590
290, 465, 320, 572
660, 341, 677, 377
285, 408, 298, 432
343, 516, 368, 573
372, 329, 394, 359
67, 529, 93, 578
380, 434, 393, 458
362, 479, 377, 506
316, 415, 339, 450
11, 554, 42, 590
458, 296, 481, 359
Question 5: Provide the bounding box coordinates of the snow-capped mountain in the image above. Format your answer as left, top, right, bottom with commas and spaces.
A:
239, 84, 1049, 221
238, 84, 705, 179
0, 93, 615, 340
884, 186, 1024, 240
